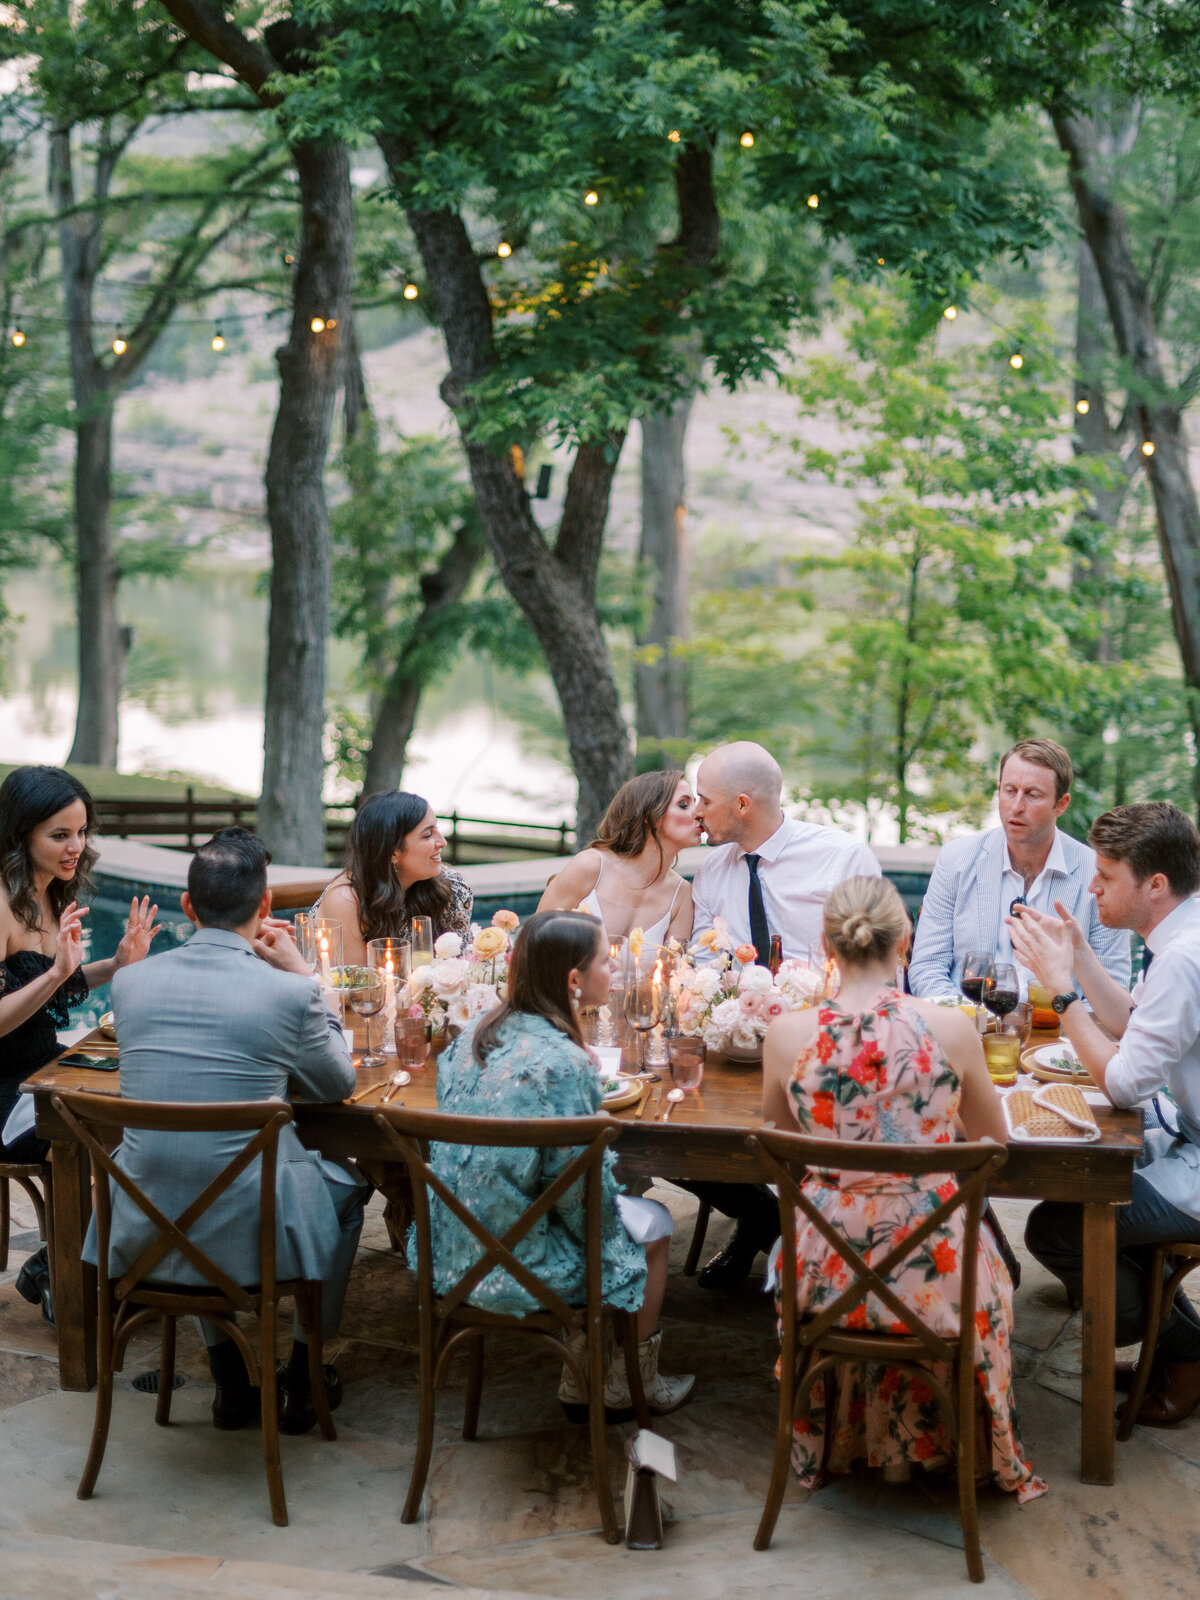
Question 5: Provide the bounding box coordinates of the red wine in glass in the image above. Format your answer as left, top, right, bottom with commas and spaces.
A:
983, 962, 1019, 1019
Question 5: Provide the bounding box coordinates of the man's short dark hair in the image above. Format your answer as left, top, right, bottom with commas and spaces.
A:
187, 828, 270, 929
1088, 803, 1200, 898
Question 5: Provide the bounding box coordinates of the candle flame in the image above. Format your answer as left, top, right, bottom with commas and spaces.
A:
319, 934, 328, 952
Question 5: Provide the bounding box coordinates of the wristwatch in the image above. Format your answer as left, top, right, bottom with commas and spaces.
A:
1051, 991, 1080, 1015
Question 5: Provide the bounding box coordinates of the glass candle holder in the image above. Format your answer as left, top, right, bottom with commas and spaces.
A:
368, 937, 410, 1055
313, 920, 344, 1021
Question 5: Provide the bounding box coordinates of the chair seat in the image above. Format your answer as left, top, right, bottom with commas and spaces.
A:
815, 1329, 952, 1363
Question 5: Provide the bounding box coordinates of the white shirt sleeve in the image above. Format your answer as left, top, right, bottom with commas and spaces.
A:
1105, 947, 1200, 1109
848, 841, 882, 880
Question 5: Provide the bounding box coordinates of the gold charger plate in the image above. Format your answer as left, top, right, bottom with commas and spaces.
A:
1019, 1046, 1090, 1085
601, 1076, 644, 1112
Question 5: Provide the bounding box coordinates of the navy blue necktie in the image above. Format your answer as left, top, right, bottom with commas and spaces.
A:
745, 854, 771, 965
1141, 946, 1154, 978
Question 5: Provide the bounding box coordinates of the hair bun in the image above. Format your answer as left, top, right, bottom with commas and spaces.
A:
841, 912, 875, 949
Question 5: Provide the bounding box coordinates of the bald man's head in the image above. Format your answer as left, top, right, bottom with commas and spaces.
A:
694, 742, 784, 848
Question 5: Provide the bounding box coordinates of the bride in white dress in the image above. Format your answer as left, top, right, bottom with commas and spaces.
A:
537, 771, 701, 945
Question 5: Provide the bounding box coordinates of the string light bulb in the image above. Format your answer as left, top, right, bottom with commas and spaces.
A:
584, 189, 599, 206
943, 305, 957, 320
1142, 440, 1155, 457
667, 129, 681, 143
112, 335, 127, 355
211, 329, 225, 352
807, 193, 819, 209
877, 256, 885, 266
10, 329, 24, 347
326, 318, 337, 329
1076, 399, 1090, 415
739, 131, 755, 148
310, 316, 325, 333
497, 241, 512, 258
282, 251, 295, 266
403, 284, 419, 300
1009, 353, 1023, 369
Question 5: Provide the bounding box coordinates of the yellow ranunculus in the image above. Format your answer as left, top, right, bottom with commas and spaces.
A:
628, 926, 644, 960
473, 926, 507, 959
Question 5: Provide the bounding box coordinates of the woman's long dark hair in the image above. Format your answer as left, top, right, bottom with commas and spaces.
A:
0, 766, 97, 931
589, 769, 686, 878
473, 910, 603, 1065
345, 790, 454, 942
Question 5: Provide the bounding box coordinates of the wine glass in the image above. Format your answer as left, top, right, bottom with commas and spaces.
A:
623, 959, 661, 1075
982, 961, 1020, 1026
410, 915, 434, 968
348, 974, 386, 1068
961, 950, 992, 1035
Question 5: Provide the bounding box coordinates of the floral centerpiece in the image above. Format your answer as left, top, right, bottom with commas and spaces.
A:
670, 917, 827, 1057
402, 909, 520, 1035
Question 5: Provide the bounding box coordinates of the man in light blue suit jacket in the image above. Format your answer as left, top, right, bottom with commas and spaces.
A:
88, 828, 364, 1432
909, 739, 1131, 997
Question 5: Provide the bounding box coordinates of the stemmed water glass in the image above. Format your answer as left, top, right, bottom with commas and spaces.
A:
348, 974, 386, 1068
623, 957, 661, 1075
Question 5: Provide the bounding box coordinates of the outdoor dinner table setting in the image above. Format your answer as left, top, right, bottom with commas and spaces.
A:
21, 994, 1143, 1488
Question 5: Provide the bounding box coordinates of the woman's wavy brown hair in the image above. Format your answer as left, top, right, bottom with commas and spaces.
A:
472, 910, 603, 1065
0, 765, 98, 932
589, 769, 686, 876
345, 790, 455, 942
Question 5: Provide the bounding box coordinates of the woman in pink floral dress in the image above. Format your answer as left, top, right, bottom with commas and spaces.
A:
762, 876, 1045, 1503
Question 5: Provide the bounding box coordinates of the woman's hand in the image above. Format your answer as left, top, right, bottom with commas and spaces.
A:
113, 896, 162, 969
52, 901, 88, 980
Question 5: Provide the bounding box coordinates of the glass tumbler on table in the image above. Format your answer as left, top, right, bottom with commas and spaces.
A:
982, 1027, 1022, 1084
667, 1036, 706, 1092
395, 1014, 428, 1070
348, 974, 386, 1069
410, 916, 434, 969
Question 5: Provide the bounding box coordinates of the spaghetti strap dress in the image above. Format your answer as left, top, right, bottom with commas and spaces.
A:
775, 986, 1045, 1502
577, 855, 685, 946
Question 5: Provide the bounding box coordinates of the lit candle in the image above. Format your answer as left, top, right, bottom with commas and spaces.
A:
319, 932, 332, 989
384, 955, 396, 1014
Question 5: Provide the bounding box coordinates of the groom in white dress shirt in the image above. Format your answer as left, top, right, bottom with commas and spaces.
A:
686, 742, 881, 1288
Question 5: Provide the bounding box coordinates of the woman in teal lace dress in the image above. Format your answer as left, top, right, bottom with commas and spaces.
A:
419, 909, 695, 1415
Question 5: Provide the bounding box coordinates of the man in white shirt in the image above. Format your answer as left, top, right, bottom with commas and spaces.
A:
909, 739, 1130, 999
1009, 802, 1200, 1427
687, 742, 881, 1288
691, 742, 881, 963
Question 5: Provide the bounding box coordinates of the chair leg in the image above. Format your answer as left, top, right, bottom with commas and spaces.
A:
1119, 1246, 1167, 1442
956, 1369, 984, 1583
755, 1346, 806, 1551
260, 1302, 287, 1527
301, 1285, 336, 1442
684, 1202, 711, 1276
155, 1316, 177, 1427
0, 1177, 9, 1272
14, 1175, 47, 1242
587, 1314, 620, 1544
618, 1311, 652, 1431
402, 1317, 438, 1524
78, 1299, 116, 1501
462, 1333, 484, 1442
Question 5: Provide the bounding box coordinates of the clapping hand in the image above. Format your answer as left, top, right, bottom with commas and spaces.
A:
114, 896, 162, 969
52, 901, 89, 980
1005, 901, 1075, 994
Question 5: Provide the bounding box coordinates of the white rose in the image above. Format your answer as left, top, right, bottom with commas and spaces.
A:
731, 1022, 762, 1049
693, 968, 722, 1001
738, 965, 773, 995
712, 916, 733, 952
466, 982, 502, 1018
710, 997, 743, 1033
447, 996, 471, 1028
428, 956, 470, 998
434, 931, 463, 959
406, 968, 433, 994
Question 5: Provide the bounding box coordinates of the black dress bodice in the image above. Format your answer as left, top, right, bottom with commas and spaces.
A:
0, 951, 89, 1078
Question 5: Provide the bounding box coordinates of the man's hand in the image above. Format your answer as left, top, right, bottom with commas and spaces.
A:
253, 923, 311, 976
113, 896, 162, 969
1006, 905, 1075, 994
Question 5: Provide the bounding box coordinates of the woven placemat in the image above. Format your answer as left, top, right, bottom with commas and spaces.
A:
1006, 1083, 1099, 1141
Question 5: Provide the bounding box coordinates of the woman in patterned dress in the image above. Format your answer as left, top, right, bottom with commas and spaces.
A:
313, 790, 472, 965
762, 875, 1045, 1502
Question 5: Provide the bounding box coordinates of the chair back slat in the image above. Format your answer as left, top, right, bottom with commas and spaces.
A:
52, 1090, 292, 1311
747, 1129, 1006, 1357
374, 1107, 619, 1323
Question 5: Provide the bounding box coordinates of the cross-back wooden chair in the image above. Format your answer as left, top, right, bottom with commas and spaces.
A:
52, 1089, 336, 1529
1118, 1241, 1200, 1440
746, 1128, 1008, 1583
0, 1157, 51, 1270
373, 1105, 651, 1544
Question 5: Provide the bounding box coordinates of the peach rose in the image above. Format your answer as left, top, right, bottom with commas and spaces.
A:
491, 909, 520, 932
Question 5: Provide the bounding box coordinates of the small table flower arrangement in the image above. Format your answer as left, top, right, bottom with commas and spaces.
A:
670, 918, 828, 1058
402, 909, 521, 1035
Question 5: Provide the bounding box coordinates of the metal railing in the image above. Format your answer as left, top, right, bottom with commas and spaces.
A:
92, 790, 574, 865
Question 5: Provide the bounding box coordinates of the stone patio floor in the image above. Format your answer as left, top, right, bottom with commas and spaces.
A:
0, 1184, 1198, 1600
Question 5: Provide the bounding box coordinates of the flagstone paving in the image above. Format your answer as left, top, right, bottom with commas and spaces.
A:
1, 1187, 1198, 1599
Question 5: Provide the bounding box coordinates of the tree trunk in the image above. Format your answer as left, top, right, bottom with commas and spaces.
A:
67, 404, 123, 764
361, 518, 486, 796
382, 170, 633, 842
259, 137, 354, 864
1055, 108, 1200, 815
635, 396, 693, 770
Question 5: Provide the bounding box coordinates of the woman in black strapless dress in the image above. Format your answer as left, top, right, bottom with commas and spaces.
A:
0, 766, 160, 1320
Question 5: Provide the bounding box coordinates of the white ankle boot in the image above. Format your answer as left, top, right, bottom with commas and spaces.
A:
604, 1331, 695, 1416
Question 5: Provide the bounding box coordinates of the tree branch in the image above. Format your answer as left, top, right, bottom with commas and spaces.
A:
158, 0, 280, 104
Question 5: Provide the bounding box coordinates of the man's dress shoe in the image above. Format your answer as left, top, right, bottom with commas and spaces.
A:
1134, 1359, 1200, 1427
697, 1221, 767, 1290
277, 1362, 343, 1436
212, 1384, 261, 1431
14, 1246, 53, 1326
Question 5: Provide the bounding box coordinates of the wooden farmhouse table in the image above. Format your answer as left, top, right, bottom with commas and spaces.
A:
22, 1025, 1142, 1485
